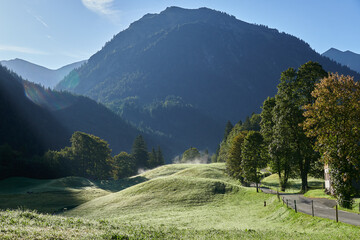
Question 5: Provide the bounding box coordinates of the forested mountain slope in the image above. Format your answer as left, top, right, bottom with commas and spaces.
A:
56, 7, 360, 152
0, 65, 169, 163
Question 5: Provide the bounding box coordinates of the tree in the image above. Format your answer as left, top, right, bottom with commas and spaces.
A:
70, 131, 112, 179
260, 96, 291, 191
241, 131, 266, 192
242, 113, 261, 131
147, 147, 158, 169
260, 97, 275, 147
223, 120, 234, 141
218, 115, 261, 163
131, 135, 148, 169
265, 62, 326, 192
303, 73, 360, 208
113, 152, 136, 179
226, 131, 247, 182
156, 146, 165, 166
181, 147, 200, 163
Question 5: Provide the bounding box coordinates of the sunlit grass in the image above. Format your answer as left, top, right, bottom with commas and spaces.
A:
2, 163, 360, 239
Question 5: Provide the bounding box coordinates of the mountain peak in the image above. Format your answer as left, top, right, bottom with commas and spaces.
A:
322, 48, 360, 73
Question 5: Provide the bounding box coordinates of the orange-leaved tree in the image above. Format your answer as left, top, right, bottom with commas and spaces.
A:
303, 73, 360, 208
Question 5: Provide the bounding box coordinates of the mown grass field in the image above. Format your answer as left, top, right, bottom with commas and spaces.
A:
1, 163, 360, 239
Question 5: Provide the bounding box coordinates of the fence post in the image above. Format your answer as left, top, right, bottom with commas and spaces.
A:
359, 202, 360, 214
335, 204, 338, 223
286, 199, 288, 208
277, 190, 280, 201
294, 200, 297, 213
282, 197, 284, 205
311, 200, 314, 217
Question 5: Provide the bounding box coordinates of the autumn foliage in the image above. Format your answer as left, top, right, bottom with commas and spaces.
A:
303, 73, 360, 207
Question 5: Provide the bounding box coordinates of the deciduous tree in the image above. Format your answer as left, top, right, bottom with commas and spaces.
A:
226, 131, 247, 182
303, 73, 360, 208
264, 62, 326, 192
241, 131, 266, 192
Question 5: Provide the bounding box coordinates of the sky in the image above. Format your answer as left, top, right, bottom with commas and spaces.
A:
0, 0, 359, 69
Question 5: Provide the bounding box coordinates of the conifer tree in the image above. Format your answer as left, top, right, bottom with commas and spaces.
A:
131, 135, 148, 169
223, 120, 233, 141
157, 146, 165, 166
147, 147, 157, 169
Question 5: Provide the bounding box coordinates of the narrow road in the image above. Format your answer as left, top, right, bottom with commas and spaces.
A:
261, 187, 360, 226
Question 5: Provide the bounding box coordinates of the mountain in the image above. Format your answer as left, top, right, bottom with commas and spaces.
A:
56, 7, 360, 152
0, 65, 69, 157
22, 80, 172, 156
0, 58, 86, 88
322, 48, 360, 73
0, 64, 173, 180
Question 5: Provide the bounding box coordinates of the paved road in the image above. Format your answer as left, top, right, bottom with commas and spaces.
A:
260, 187, 360, 226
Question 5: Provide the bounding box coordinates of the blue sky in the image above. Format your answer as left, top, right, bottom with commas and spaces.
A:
1, 0, 359, 69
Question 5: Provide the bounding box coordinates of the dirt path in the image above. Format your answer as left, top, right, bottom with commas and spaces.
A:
260, 187, 360, 226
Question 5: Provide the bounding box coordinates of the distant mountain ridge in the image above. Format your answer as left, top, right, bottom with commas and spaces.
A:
56, 7, 360, 152
0, 64, 173, 162
0, 58, 86, 88
322, 48, 360, 73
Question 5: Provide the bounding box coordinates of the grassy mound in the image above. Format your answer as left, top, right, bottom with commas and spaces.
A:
67, 164, 239, 218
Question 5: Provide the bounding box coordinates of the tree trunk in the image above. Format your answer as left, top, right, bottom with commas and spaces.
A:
301, 172, 308, 193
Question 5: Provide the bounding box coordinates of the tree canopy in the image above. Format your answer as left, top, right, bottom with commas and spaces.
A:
181, 147, 201, 163
260, 61, 327, 192
303, 73, 360, 207
241, 131, 266, 192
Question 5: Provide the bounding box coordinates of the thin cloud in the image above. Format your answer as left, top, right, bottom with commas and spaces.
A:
34, 15, 49, 28
0, 45, 48, 55
26, 9, 49, 28
82, 0, 117, 15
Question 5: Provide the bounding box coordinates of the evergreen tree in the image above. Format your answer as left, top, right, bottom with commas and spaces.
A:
147, 147, 157, 169
156, 146, 165, 166
131, 135, 148, 169
223, 121, 233, 141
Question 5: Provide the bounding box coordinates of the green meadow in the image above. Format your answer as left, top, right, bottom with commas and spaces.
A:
1, 163, 360, 239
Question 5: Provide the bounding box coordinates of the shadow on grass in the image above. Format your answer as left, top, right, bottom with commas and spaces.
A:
0, 176, 149, 214
261, 174, 324, 193
0, 191, 101, 214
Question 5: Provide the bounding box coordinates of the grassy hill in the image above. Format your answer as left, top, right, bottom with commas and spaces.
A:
1, 163, 360, 239
0, 177, 110, 213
